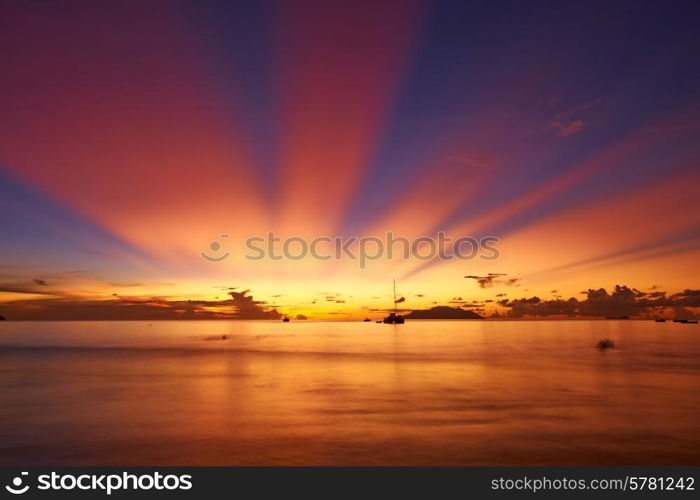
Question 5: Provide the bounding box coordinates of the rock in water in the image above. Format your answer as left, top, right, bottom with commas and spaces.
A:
597, 339, 615, 350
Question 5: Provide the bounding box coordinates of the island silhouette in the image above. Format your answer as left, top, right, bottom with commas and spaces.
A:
405, 306, 484, 320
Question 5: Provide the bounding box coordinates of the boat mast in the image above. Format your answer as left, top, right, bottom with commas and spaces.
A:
393, 279, 397, 316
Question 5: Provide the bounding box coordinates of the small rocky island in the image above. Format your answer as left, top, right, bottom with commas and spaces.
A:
405, 306, 484, 320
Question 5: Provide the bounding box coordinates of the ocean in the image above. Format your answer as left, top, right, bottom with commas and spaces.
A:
0, 319, 698, 465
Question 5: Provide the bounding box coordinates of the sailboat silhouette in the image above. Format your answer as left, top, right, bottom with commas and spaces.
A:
383, 279, 405, 324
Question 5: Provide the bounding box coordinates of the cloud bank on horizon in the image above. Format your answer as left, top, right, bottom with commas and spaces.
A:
0, 281, 698, 321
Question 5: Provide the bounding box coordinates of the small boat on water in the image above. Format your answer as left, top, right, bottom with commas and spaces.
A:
383, 312, 405, 324
383, 279, 405, 324
673, 319, 698, 324
282, 317, 290, 322
655, 318, 666, 322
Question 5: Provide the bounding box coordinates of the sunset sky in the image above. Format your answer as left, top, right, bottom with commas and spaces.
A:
1, 0, 699, 320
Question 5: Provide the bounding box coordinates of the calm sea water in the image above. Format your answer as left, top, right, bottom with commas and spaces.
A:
0, 320, 698, 465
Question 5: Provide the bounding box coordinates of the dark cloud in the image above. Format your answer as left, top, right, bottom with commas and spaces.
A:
0, 282, 60, 296
672, 307, 697, 320
499, 285, 700, 318
464, 273, 517, 288
229, 290, 282, 319
449, 297, 484, 308
464, 275, 490, 287
33, 278, 48, 286
502, 296, 578, 318
0, 297, 215, 320
1, 289, 281, 320
394, 296, 406, 304
671, 289, 700, 307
